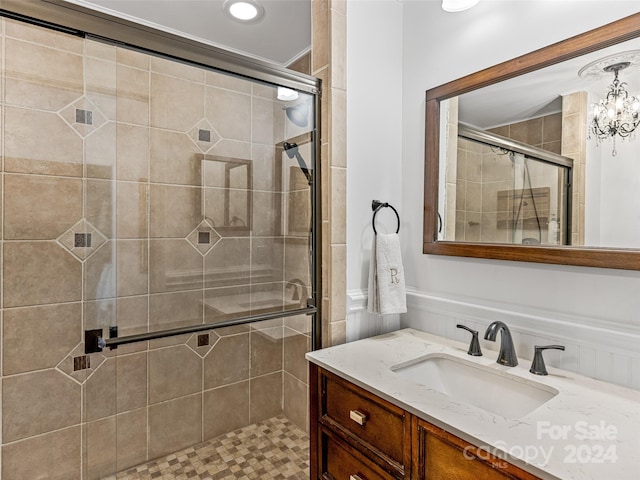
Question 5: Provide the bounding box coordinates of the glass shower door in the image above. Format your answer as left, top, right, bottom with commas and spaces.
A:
453, 135, 571, 246
507, 152, 570, 245
80, 38, 316, 478
0, 10, 317, 480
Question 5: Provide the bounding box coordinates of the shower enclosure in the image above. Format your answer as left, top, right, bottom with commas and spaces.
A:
447, 125, 573, 245
0, 3, 320, 479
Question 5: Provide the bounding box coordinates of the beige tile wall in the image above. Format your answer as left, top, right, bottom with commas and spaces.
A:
489, 113, 563, 154
443, 98, 459, 241
488, 112, 566, 244
0, 17, 313, 479
453, 113, 564, 243
312, 0, 347, 347
561, 92, 588, 246
455, 138, 485, 242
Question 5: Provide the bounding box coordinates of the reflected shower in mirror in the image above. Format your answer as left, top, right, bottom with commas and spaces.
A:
424, 13, 640, 269
199, 154, 252, 235
440, 122, 572, 246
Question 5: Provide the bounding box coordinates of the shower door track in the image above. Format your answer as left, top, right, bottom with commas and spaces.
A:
458, 124, 574, 168
86, 305, 317, 353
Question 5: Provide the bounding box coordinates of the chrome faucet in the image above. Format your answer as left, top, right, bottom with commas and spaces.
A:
484, 321, 518, 367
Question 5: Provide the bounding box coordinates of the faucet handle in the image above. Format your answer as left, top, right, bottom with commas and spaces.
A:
530, 345, 565, 376
456, 324, 482, 356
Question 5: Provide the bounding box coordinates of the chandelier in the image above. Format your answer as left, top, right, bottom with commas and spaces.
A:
589, 62, 640, 156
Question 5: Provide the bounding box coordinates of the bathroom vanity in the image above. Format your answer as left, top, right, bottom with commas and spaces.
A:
306, 329, 640, 480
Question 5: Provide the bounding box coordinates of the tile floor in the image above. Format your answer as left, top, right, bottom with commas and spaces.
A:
109, 415, 309, 480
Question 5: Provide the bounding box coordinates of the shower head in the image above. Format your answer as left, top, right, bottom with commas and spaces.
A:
282, 141, 312, 186
283, 102, 309, 128
283, 141, 298, 158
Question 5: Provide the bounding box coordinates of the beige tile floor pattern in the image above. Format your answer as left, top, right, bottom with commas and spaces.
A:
110, 416, 309, 480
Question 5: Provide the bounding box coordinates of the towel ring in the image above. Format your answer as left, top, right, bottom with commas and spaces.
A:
371, 200, 400, 234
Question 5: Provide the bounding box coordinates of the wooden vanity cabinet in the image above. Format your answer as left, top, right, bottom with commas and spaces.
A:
310, 364, 541, 480
413, 419, 541, 480
319, 427, 398, 480
311, 365, 412, 479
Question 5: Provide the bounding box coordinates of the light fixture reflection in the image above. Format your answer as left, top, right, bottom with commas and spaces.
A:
442, 0, 480, 12
277, 87, 299, 102
589, 62, 640, 156
224, 0, 265, 22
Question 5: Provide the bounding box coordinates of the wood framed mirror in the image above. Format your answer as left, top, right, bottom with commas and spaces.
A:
424, 13, 640, 270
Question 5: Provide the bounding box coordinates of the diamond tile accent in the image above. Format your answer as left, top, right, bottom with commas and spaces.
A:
109, 415, 309, 479
59, 96, 108, 137
57, 344, 106, 384
187, 119, 221, 153
198, 129, 211, 142
74, 233, 92, 248
57, 219, 108, 260
186, 331, 219, 357
198, 231, 210, 244
186, 219, 220, 255
73, 355, 91, 371
75, 108, 93, 125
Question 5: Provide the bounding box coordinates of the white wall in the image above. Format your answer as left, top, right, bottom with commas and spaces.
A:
345, 0, 404, 340
346, 0, 640, 387
597, 138, 640, 247
586, 132, 640, 248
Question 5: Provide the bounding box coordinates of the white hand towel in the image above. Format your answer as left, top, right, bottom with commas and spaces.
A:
367, 233, 407, 315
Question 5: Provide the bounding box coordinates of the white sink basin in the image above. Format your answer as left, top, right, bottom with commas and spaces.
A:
391, 353, 558, 419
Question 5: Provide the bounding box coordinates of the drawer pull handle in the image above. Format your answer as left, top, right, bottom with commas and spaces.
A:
349, 409, 367, 425
350, 475, 364, 480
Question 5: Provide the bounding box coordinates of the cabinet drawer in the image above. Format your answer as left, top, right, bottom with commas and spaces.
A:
320, 370, 408, 470
415, 420, 540, 480
321, 428, 396, 480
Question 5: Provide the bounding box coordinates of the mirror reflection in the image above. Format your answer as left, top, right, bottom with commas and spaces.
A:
200, 154, 252, 234
438, 36, 640, 249
276, 133, 313, 240
441, 122, 571, 246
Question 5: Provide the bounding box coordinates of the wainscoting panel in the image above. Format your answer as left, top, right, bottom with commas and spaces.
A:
346, 290, 400, 342
346, 288, 640, 390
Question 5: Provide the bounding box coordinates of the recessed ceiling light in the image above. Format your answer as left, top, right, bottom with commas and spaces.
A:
224, 0, 265, 22
442, 0, 480, 12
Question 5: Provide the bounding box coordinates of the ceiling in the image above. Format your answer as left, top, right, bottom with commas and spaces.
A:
69, 1, 639, 129
459, 39, 640, 130
458, 37, 640, 130
69, 0, 311, 65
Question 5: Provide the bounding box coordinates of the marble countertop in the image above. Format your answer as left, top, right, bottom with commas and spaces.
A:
306, 328, 640, 480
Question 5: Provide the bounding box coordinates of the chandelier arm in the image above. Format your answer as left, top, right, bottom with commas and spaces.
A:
592, 118, 614, 138
618, 82, 630, 100
617, 121, 640, 137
